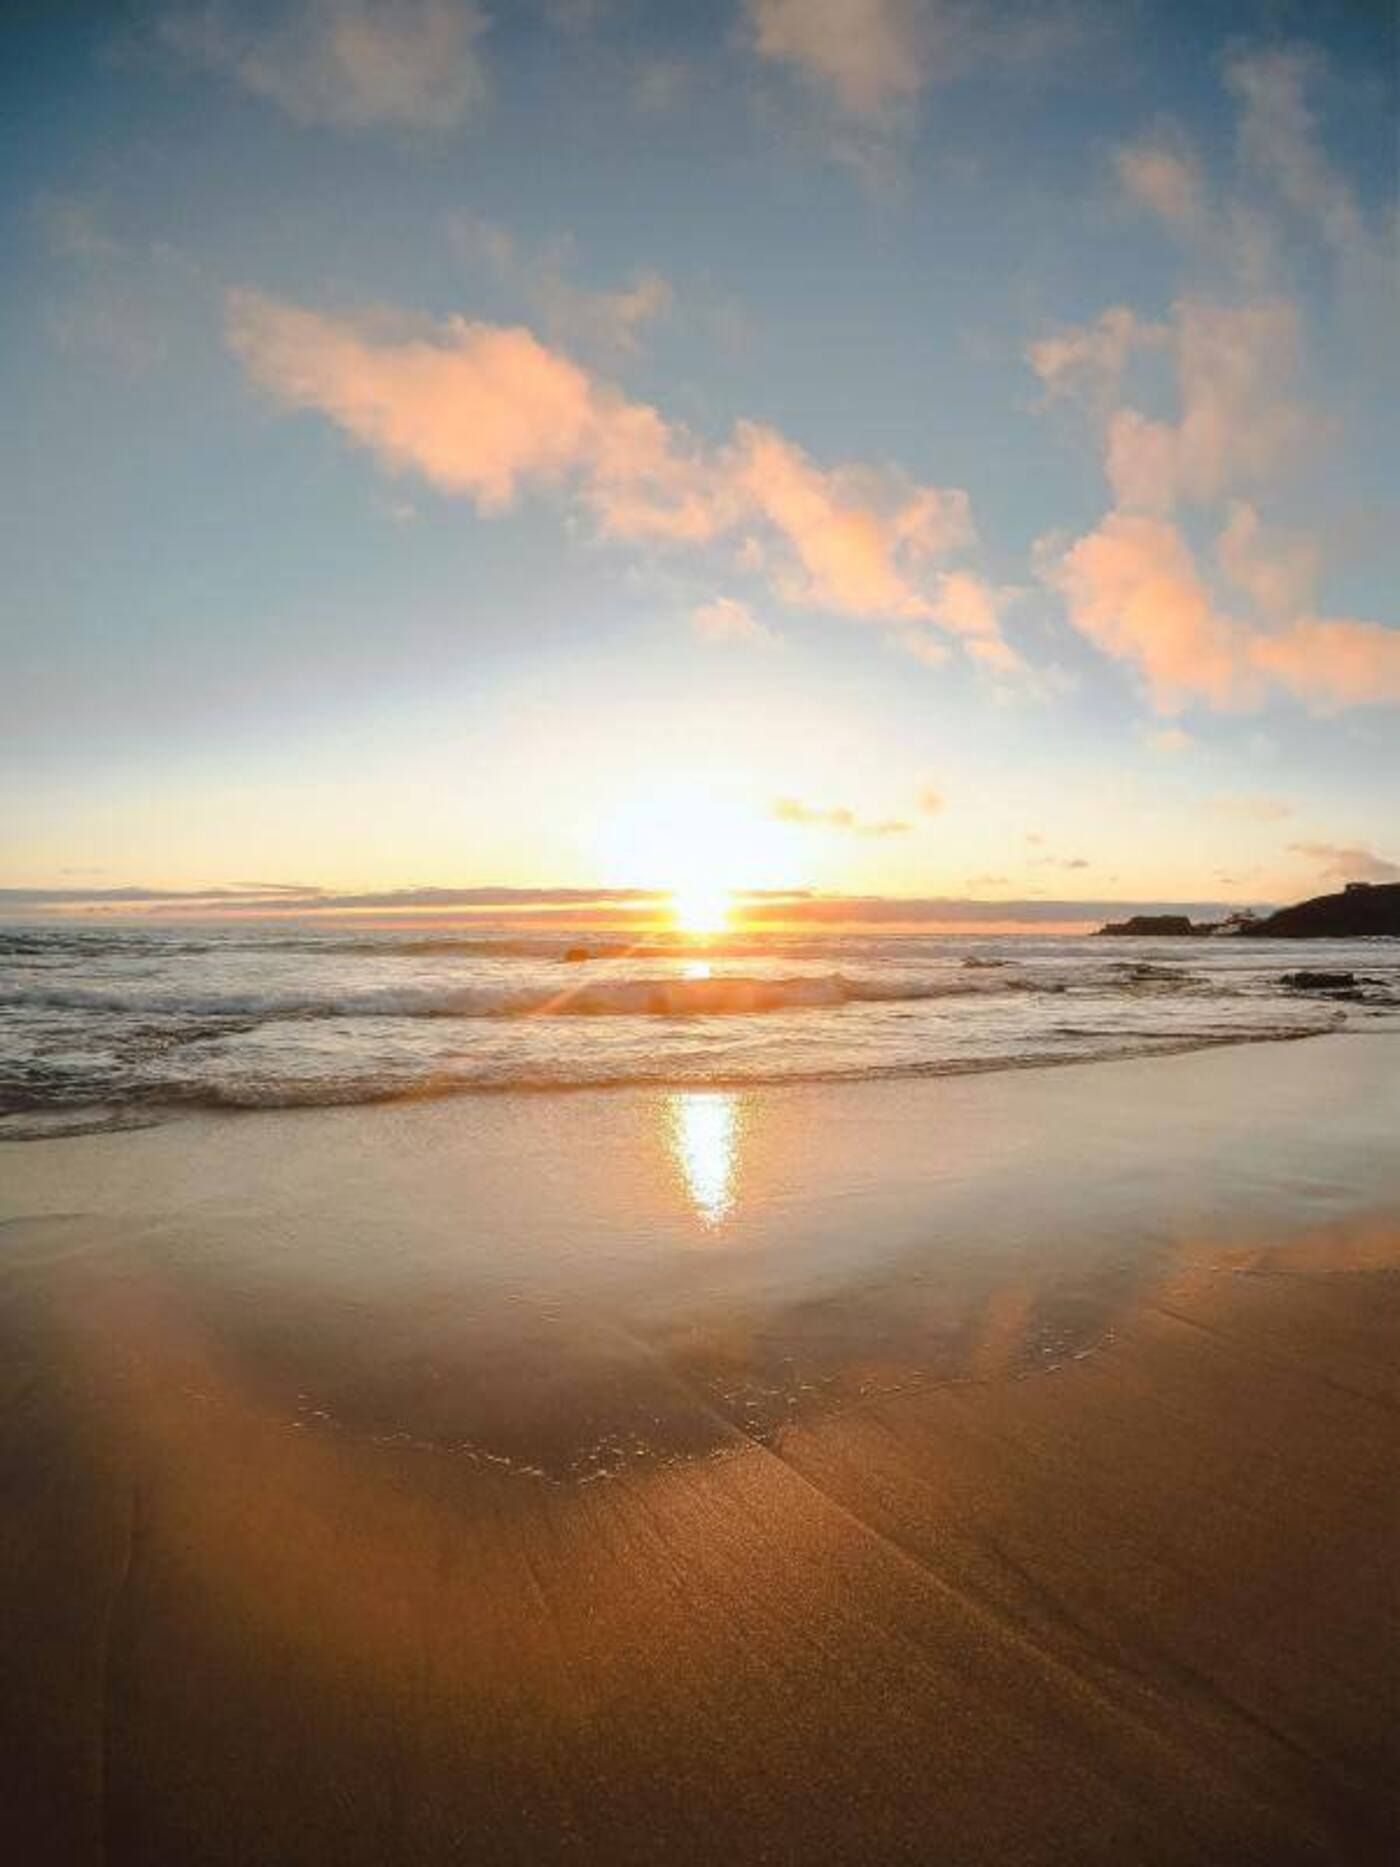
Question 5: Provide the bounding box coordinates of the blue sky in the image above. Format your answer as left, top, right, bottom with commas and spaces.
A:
2, 0, 1396, 916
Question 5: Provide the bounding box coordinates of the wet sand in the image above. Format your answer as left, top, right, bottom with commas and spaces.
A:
1, 1036, 1398, 1863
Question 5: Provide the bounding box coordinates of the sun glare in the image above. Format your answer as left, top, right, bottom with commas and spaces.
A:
594, 776, 805, 937
672, 881, 731, 936
669, 1091, 740, 1226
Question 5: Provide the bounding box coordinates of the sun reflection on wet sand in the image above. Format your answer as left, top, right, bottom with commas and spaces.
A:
669, 1091, 740, 1226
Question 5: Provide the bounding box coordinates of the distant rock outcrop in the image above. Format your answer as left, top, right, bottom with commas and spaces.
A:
1240, 882, 1400, 939
1096, 914, 1205, 937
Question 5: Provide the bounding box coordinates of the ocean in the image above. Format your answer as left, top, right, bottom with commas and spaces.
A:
2, 920, 1398, 1139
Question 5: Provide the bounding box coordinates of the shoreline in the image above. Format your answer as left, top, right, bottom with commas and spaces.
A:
2, 1036, 1398, 1862
0, 1013, 1361, 1141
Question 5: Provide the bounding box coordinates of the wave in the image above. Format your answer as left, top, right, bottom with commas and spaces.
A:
0, 1020, 1343, 1131
0, 970, 1035, 1023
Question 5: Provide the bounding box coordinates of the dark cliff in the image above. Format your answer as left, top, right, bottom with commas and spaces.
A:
1240, 882, 1400, 939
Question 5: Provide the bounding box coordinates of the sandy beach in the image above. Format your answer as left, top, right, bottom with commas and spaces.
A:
2, 1034, 1398, 1864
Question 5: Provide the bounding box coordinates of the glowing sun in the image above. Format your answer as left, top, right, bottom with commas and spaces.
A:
672, 879, 732, 936
594, 777, 803, 937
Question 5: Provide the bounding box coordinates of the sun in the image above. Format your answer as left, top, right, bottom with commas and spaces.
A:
593, 776, 805, 936
671, 879, 731, 936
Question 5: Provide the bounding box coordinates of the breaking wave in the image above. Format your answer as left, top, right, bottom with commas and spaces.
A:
0, 970, 1033, 1022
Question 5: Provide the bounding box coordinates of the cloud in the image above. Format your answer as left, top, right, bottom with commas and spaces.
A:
1049, 511, 1252, 713
1289, 843, 1400, 886
1031, 53, 1397, 718
1250, 617, 1400, 711
37, 194, 201, 376
772, 796, 911, 836
1215, 500, 1318, 624
745, 0, 929, 117
1115, 138, 1205, 232
744, 894, 1241, 925
690, 597, 772, 645
228, 294, 597, 508
1029, 296, 1315, 513
450, 216, 672, 359
744, 0, 1090, 123
1047, 511, 1400, 714
928, 571, 1023, 672
1209, 794, 1293, 823
160, 0, 488, 132
1225, 48, 1374, 269
1028, 305, 1167, 409
0, 884, 1250, 926
1107, 299, 1313, 513
895, 630, 949, 668
229, 290, 1008, 658
732, 423, 972, 619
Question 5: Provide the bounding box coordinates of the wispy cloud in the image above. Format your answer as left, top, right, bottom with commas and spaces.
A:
772, 797, 911, 836
450, 215, 672, 360
1, 885, 1249, 926
228, 291, 1013, 665
1115, 137, 1206, 232
1033, 51, 1397, 716
160, 0, 489, 133
1209, 795, 1293, 823
744, 0, 1091, 121
744, 0, 930, 118
690, 597, 773, 645
37, 194, 199, 375
1289, 842, 1400, 885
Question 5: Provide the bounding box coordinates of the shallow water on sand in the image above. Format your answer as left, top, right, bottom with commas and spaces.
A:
5, 1033, 1398, 1483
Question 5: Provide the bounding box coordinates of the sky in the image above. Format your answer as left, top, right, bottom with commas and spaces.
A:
2, 0, 1397, 922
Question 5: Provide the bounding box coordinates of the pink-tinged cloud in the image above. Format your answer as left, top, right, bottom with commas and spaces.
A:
1052, 512, 1251, 712
732, 423, 971, 620
1251, 618, 1400, 710
227, 294, 596, 508
928, 570, 1024, 671
229, 290, 1005, 657
1050, 511, 1400, 714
